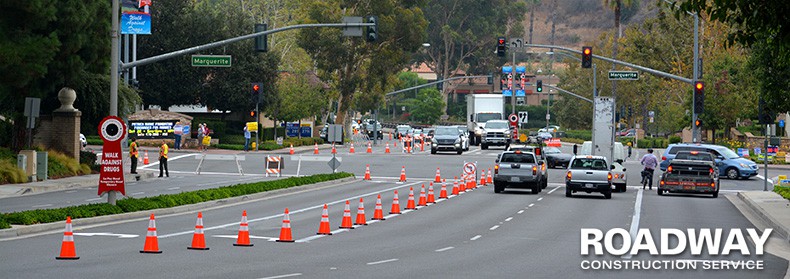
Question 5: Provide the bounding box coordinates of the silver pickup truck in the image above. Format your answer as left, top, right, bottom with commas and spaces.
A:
565, 155, 613, 199
493, 151, 546, 194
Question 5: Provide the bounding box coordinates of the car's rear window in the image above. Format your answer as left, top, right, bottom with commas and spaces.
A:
570, 158, 608, 170
674, 152, 714, 161
500, 153, 535, 163
668, 146, 706, 155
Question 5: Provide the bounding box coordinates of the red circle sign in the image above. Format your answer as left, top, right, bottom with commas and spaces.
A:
508, 113, 519, 124
98, 116, 127, 143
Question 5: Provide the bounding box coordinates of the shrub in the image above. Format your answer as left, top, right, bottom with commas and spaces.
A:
775, 185, 790, 200
47, 150, 90, 179
565, 130, 592, 141
214, 143, 245, 150
669, 136, 682, 144
0, 159, 27, 184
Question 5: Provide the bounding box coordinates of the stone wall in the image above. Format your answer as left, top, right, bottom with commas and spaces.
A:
33, 88, 82, 162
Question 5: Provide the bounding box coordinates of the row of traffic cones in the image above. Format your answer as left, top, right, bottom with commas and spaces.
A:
302, 142, 397, 155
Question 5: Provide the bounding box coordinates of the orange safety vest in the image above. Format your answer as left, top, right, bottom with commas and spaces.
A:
129, 142, 138, 157
159, 143, 168, 159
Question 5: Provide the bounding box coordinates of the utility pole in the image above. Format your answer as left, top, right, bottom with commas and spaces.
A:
107, 0, 120, 206
691, 13, 701, 142
511, 49, 516, 115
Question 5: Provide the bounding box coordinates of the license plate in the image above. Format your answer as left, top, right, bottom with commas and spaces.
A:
510, 177, 520, 182
683, 185, 695, 190
681, 181, 695, 186
585, 183, 593, 188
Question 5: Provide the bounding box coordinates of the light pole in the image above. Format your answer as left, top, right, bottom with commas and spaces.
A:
662, 0, 701, 142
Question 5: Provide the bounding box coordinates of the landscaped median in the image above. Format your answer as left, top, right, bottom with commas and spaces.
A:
775, 185, 790, 200
0, 172, 354, 230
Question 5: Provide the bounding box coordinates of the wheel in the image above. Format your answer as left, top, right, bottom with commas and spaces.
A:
603, 191, 612, 199
542, 179, 547, 189
494, 183, 503, 193
565, 187, 572, 197
532, 183, 540, 194
505, 144, 510, 150
481, 144, 488, 150
725, 168, 739, 179
712, 190, 719, 198
457, 150, 463, 155
617, 184, 626, 193
657, 187, 663, 196
431, 149, 437, 154
547, 160, 554, 168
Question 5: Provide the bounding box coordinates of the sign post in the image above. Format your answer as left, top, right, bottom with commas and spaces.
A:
608, 71, 639, 80
98, 116, 127, 205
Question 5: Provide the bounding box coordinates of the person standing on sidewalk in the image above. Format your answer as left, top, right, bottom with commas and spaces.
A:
173, 121, 182, 150
129, 137, 138, 174
197, 123, 204, 152
159, 140, 169, 177
243, 126, 251, 152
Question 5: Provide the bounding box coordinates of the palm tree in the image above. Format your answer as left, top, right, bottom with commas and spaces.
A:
602, 0, 635, 99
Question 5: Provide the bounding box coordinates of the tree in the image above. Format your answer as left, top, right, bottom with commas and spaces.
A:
403, 88, 445, 125
602, 0, 635, 101
297, 0, 428, 130
277, 72, 327, 134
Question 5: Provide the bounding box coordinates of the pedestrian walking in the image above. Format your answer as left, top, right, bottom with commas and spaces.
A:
197, 123, 205, 152
243, 126, 251, 152
159, 140, 169, 177
129, 137, 138, 174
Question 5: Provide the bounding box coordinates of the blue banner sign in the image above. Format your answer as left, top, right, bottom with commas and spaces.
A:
501, 66, 512, 74
121, 12, 151, 34
515, 66, 526, 73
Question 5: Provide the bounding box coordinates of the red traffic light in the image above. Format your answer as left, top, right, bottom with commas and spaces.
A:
695, 82, 703, 90
498, 39, 505, 44
250, 111, 256, 117
253, 84, 260, 91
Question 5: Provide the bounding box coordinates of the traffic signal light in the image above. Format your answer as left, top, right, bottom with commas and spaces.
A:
758, 97, 775, 124
254, 23, 268, 52
581, 46, 592, 68
366, 16, 378, 42
694, 118, 702, 128
251, 82, 263, 103
497, 37, 506, 57
250, 110, 256, 118
536, 80, 543, 92
693, 81, 704, 114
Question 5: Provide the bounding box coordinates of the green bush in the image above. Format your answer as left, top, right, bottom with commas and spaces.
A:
669, 136, 682, 144
261, 127, 287, 141
79, 150, 98, 166
0, 159, 27, 184
214, 143, 245, 150
0, 147, 15, 160
222, 135, 247, 145
775, 185, 790, 200
47, 150, 89, 178
565, 130, 592, 141
0, 172, 353, 228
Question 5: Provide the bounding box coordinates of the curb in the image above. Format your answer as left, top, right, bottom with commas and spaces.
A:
0, 176, 356, 240
737, 191, 790, 243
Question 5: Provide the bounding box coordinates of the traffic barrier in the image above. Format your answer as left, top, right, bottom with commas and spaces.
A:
140, 214, 162, 253
389, 190, 401, 214
314, 143, 319, 154
55, 216, 79, 260
399, 166, 407, 182
289, 144, 294, 155
546, 139, 561, 147
418, 184, 427, 206
143, 150, 149, 165
452, 177, 460, 196
487, 169, 493, 184
435, 167, 442, 183
354, 198, 367, 226
420, 138, 425, 152
265, 156, 282, 177
427, 183, 436, 204
233, 210, 253, 247
372, 194, 385, 220
366, 142, 372, 153
439, 179, 448, 199
349, 143, 355, 154
339, 200, 353, 229
459, 175, 466, 192
363, 164, 372, 180
385, 142, 390, 154
187, 212, 209, 250
405, 187, 416, 210
276, 208, 294, 242
480, 170, 487, 186
317, 204, 332, 235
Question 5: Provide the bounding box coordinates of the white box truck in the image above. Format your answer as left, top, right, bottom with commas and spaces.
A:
467, 94, 504, 145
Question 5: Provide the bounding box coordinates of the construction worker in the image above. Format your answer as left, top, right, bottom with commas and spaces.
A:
129, 137, 138, 174
158, 140, 169, 177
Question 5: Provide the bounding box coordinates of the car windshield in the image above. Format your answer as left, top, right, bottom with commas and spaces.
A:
544, 147, 561, 154
477, 113, 502, 123
715, 147, 740, 159
500, 153, 535, 163
435, 127, 458, 135
485, 122, 508, 129
571, 158, 608, 170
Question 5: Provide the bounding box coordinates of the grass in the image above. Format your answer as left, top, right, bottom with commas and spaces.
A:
774, 185, 790, 200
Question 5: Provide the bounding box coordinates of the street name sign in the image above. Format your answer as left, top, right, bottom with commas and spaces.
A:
608, 71, 639, 80
191, 55, 232, 67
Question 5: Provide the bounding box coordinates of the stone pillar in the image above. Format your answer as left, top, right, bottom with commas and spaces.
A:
53, 88, 82, 161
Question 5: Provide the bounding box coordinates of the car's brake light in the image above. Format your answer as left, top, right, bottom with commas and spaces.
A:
660, 180, 665, 185
515, 150, 521, 154
607, 172, 612, 182
532, 165, 537, 175
535, 148, 541, 156
691, 151, 699, 155
662, 156, 666, 161
494, 164, 499, 174
667, 166, 673, 173
566, 171, 572, 181
710, 182, 715, 187
709, 168, 714, 175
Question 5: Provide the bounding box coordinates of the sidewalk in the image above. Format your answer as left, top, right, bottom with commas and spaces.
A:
0, 171, 156, 200
738, 191, 790, 243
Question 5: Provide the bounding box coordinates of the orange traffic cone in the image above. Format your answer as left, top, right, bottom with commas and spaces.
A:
289, 144, 294, 155
439, 179, 448, 199
452, 177, 460, 196
331, 144, 337, 154
363, 164, 372, 180
435, 167, 442, 183
366, 142, 372, 153
317, 204, 332, 235
427, 183, 436, 204
418, 184, 427, 206
314, 143, 319, 154
399, 166, 407, 182
389, 190, 401, 214
140, 213, 162, 253
233, 210, 253, 247
143, 150, 149, 165
460, 176, 467, 192
339, 200, 354, 229
354, 198, 367, 225
55, 216, 79, 260
480, 170, 487, 186
373, 194, 385, 220
276, 208, 294, 242
471, 174, 477, 189
349, 142, 355, 153
188, 212, 209, 250
385, 142, 390, 154
405, 187, 416, 210
487, 169, 493, 184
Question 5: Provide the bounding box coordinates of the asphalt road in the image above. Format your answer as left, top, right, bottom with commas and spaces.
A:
0, 143, 787, 278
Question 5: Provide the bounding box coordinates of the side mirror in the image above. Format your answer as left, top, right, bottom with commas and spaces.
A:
573, 145, 578, 155
615, 159, 623, 164
539, 161, 545, 165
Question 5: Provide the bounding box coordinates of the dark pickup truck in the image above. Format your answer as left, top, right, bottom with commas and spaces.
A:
658, 151, 720, 198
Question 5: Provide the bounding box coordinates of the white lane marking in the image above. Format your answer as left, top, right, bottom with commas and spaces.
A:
31, 204, 53, 208
130, 192, 144, 196
622, 189, 643, 260
505, 217, 513, 222
528, 203, 534, 207
517, 210, 524, 214
167, 187, 180, 191
258, 273, 302, 279
435, 246, 454, 252
756, 175, 774, 184
212, 234, 278, 241
160, 180, 424, 238
138, 153, 195, 169
65, 190, 77, 194
85, 197, 103, 202
367, 258, 398, 265
547, 186, 560, 194
73, 232, 138, 238
537, 197, 543, 201
489, 225, 499, 230
470, 235, 482, 241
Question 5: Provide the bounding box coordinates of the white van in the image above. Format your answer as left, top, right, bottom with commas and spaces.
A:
579, 141, 627, 192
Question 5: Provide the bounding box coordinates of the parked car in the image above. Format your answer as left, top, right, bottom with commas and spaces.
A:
659, 151, 720, 198
537, 132, 553, 141
80, 133, 87, 149
565, 155, 613, 199
395, 125, 411, 139
659, 143, 758, 179
493, 150, 547, 194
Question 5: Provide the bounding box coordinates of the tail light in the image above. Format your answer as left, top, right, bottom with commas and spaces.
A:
667, 166, 673, 173
709, 168, 714, 175
607, 172, 612, 182
566, 171, 572, 180
710, 182, 715, 187
662, 156, 666, 161
532, 165, 537, 175
535, 148, 541, 156
660, 180, 665, 185
494, 164, 499, 175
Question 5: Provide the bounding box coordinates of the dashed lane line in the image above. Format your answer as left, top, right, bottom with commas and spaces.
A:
367, 258, 398, 265
435, 246, 454, 252
517, 210, 525, 214
257, 273, 302, 279
505, 217, 513, 222
622, 188, 644, 260
489, 225, 499, 230
470, 235, 482, 241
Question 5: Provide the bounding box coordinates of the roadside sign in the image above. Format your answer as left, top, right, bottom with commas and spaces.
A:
328, 156, 341, 172
508, 113, 519, 125
463, 162, 476, 175
98, 116, 127, 196
608, 71, 639, 80
780, 120, 785, 128
191, 55, 232, 67
518, 111, 528, 123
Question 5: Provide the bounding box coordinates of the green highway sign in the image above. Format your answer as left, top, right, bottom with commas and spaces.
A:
191, 55, 232, 67
608, 71, 639, 80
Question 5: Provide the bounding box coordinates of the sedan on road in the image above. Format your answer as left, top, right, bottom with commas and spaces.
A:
430, 126, 464, 154
543, 147, 572, 168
